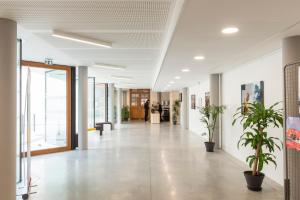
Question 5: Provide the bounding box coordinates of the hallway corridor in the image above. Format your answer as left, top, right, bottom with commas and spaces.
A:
31, 123, 283, 200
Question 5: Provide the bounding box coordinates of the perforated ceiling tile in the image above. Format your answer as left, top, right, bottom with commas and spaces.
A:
0, 0, 177, 87
0, 1, 172, 30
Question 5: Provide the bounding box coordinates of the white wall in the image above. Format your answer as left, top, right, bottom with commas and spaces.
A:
188, 80, 209, 140
222, 49, 283, 185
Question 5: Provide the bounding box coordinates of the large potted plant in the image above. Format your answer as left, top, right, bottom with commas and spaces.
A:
121, 106, 130, 121
232, 102, 283, 191
199, 105, 225, 152
172, 100, 180, 125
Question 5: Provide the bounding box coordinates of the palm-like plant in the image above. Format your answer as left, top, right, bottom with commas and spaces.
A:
172, 100, 180, 124
232, 102, 283, 176
200, 105, 225, 142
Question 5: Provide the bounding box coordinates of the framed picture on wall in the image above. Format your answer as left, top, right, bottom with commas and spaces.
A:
241, 81, 264, 113
179, 93, 182, 102
205, 92, 210, 107
191, 95, 196, 109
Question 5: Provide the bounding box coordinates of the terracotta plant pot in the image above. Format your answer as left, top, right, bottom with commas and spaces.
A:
244, 171, 265, 191
204, 141, 215, 152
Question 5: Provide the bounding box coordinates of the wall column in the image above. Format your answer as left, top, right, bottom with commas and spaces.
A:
0, 19, 17, 200
209, 74, 222, 149
282, 36, 300, 200
108, 83, 115, 123
116, 88, 123, 125
180, 88, 188, 129
78, 66, 88, 150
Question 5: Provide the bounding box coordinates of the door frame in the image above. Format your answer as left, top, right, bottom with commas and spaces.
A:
129, 89, 150, 120
22, 60, 72, 156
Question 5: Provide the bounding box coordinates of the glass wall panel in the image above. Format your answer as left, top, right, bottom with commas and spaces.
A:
16, 40, 21, 183
95, 83, 106, 123
22, 66, 68, 151
88, 78, 95, 128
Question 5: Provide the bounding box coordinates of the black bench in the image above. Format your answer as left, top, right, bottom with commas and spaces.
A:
95, 122, 114, 136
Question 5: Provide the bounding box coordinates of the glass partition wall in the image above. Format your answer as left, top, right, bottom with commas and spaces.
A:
16, 40, 22, 183
76, 79, 107, 133
21, 61, 71, 155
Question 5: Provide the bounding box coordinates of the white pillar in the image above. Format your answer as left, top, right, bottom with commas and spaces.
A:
78, 66, 88, 150
0, 18, 17, 200
116, 88, 123, 125
108, 83, 115, 123
180, 87, 188, 129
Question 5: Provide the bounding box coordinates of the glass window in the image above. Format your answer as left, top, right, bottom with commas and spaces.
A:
88, 78, 95, 128
95, 83, 106, 122
22, 67, 68, 151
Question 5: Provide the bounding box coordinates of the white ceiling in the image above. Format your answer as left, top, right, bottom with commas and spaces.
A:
0, 0, 180, 88
1, 0, 300, 90
153, 0, 300, 91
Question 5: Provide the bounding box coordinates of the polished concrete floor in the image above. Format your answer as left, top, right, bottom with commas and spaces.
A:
30, 122, 283, 200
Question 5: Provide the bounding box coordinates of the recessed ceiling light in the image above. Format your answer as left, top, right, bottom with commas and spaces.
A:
93, 63, 126, 70
111, 75, 132, 80
169, 81, 175, 84
52, 30, 112, 48
174, 76, 181, 80
222, 27, 239, 34
194, 55, 205, 60
181, 68, 190, 72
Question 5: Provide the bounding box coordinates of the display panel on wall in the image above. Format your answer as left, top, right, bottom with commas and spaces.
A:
191, 95, 196, 109
205, 92, 210, 108
241, 81, 264, 113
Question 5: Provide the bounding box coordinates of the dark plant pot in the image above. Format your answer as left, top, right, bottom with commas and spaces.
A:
244, 171, 265, 191
173, 121, 177, 125
204, 142, 215, 152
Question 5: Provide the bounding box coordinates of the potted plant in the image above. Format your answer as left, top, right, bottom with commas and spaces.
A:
121, 106, 130, 121
232, 102, 283, 191
172, 100, 180, 125
199, 105, 225, 152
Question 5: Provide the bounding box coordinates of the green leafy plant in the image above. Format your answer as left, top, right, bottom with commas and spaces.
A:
121, 106, 130, 121
199, 105, 225, 142
232, 102, 283, 176
172, 100, 180, 124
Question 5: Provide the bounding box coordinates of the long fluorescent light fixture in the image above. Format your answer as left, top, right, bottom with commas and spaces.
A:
93, 63, 126, 70
111, 75, 132, 80
52, 30, 112, 48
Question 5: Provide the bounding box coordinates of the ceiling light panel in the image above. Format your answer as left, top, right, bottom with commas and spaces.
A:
112, 75, 133, 80
52, 30, 112, 48
194, 55, 205, 60
181, 68, 190, 72
222, 27, 239, 34
93, 63, 126, 70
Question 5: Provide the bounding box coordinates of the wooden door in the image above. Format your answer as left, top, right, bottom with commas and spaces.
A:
130, 89, 150, 120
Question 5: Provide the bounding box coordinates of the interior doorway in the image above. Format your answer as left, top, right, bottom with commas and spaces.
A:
21, 61, 72, 156
130, 89, 150, 120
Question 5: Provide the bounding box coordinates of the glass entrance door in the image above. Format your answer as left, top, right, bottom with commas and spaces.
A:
22, 61, 71, 155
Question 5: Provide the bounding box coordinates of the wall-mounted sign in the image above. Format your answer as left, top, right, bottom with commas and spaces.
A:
286, 117, 300, 151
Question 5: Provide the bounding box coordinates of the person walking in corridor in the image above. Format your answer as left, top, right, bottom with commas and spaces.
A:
158, 103, 163, 122
144, 99, 150, 122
